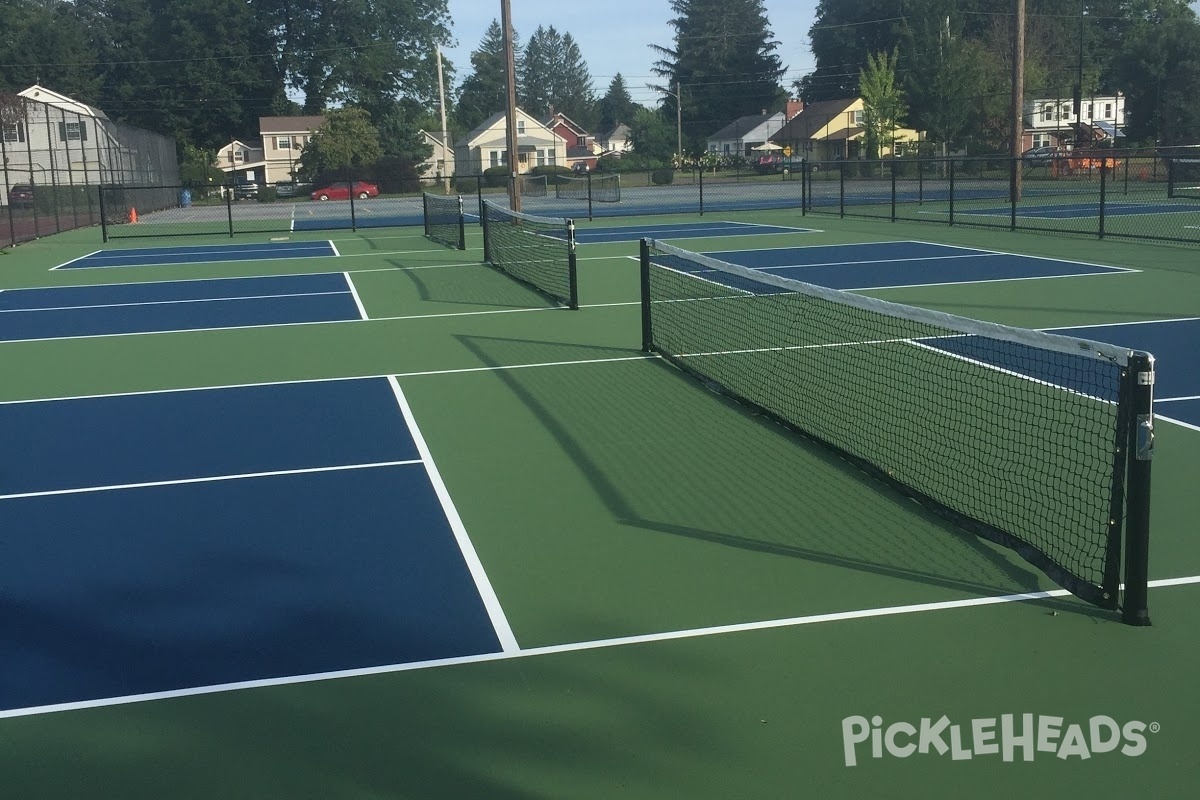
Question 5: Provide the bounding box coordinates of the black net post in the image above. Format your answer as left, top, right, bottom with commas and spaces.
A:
457, 195, 466, 250
586, 172, 594, 221
918, 157, 925, 204
698, 167, 705, 216
226, 183, 234, 236
1122, 352, 1154, 626
476, 175, 484, 220
481, 200, 491, 263
566, 219, 579, 310
422, 193, 430, 238
639, 238, 652, 351
801, 158, 807, 215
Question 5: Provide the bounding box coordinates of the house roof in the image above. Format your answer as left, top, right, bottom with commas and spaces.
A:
771, 98, 858, 141
600, 123, 630, 141
18, 85, 108, 119
259, 116, 325, 134
542, 111, 591, 138
459, 109, 565, 147
707, 112, 781, 142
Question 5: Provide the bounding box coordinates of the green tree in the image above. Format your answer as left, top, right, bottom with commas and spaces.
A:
521, 26, 596, 127
597, 73, 639, 132
628, 105, 675, 162
456, 20, 520, 132
858, 48, 905, 160
1113, 1, 1200, 143
297, 107, 382, 179
0, 0, 100, 98
257, 0, 452, 115
178, 142, 226, 191
650, 0, 785, 154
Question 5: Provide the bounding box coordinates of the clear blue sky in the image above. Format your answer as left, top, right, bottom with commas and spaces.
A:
441, 0, 822, 105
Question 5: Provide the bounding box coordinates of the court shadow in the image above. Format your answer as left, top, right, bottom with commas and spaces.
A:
453, 332, 1112, 621
389, 258, 559, 310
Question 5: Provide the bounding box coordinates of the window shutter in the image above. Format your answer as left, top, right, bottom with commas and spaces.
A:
80, 121, 88, 141
58, 121, 66, 140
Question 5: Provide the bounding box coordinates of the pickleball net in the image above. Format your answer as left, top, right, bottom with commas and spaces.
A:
422, 193, 466, 250
481, 200, 579, 309
639, 238, 1154, 624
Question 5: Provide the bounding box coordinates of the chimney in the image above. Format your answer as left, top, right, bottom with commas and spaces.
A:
785, 98, 804, 120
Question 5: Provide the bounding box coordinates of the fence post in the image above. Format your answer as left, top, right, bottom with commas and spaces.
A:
98, 184, 109, 243
800, 158, 807, 216
838, 159, 845, 218
1099, 159, 1107, 239
347, 165, 357, 232
586, 170, 593, 221
948, 157, 956, 226
226, 182, 234, 236
890, 159, 897, 222
1010, 156, 1018, 231
698, 166, 704, 215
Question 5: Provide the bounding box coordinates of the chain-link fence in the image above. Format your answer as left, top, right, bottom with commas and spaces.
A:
1, 91, 178, 249
802, 151, 1198, 245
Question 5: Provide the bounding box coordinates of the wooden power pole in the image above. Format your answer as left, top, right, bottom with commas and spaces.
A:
501, 0, 521, 212
1011, 0, 1026, 203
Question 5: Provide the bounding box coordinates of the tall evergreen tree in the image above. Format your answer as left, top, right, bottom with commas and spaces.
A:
650, 0, 785, 154
597, 73, 639, 132
520, 26, 595, 126
456, 20, 519, 132
0, 0, 100, 97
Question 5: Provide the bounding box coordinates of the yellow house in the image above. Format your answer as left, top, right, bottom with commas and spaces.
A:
771, 97, 921, 161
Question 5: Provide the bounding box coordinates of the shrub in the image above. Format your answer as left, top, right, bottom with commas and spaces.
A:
483, 166, 509, 188
256, 186, 278, 203
651, 168, 675, 185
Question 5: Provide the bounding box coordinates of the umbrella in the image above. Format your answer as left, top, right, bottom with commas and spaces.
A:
752, 142, 783, 151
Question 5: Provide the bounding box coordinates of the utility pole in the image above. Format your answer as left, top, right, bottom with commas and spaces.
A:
1011, 0, 1025, 202
650, 82, 684, 166
436, 45, 451, 194
501, 0, 521, 211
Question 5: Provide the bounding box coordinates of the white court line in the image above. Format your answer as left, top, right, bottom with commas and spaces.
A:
1042, 316, 1200, 332
1157, 395, 1200, 403
50, 250, 102, 270
847, 269, 1137, 293
50, 251, 338, 270
0, 290, 351, 315
344, 272, 368, 319
0, 460, 420, 501
387, 377, 519, 653
755, 252, 1005, 271
327, 239, 340, 257
3, 574, 1195, 720
1156, 413, 1200, 433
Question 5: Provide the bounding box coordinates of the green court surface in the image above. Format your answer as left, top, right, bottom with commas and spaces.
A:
1, 210, 1198, 798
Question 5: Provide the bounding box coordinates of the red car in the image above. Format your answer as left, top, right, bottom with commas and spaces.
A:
310, 181, 379, 201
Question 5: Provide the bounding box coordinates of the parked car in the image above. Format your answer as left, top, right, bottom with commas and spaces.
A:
233, 178, 259, 199
753, 154, 798, 174
572, 162, 590, 175
310, 181, 380, 201
7, 183, 34, 208
274, 181, 296, 198
1022, 145, 1061, 166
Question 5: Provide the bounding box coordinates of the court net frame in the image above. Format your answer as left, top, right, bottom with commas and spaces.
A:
481, 200, 579, 310
555, 174, 622, 203
639, 238, 1154, 625
422, 193, 466, 250
1165, 147, 1200, 200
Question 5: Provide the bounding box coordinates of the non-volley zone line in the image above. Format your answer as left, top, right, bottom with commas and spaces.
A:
0, 377, 515, 717
689, 240, 1134, 292
0, 273, 365, 342
6, 571, 1196, 720
54, 240, 339, 269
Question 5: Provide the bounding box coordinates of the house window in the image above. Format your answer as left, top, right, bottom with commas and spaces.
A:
1104, 103, 1113, 119
1032, 133, 1052, 148
276, 137, 291, 150
576, 136, 585, 147
1042, 104, 1054, 122
2, 122, 24, 143
516, 119, 526, 134
851, 110, 863, 125
489, 151, 500, 168
58, 121, 87, 141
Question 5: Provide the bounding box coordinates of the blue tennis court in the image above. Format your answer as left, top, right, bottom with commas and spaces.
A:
689, 240, 1132, 291
572, 221, 813, 244
0, 273, 365, 342
55, 241, 338, 269
0, 377, 510, 713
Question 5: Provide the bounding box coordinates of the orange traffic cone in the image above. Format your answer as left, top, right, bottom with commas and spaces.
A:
129, 207, 138, 224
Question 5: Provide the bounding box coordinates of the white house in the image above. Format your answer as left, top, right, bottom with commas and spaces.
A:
706, 101, 805, 156
597, 122, 633, 156
454, 109, 566, 175
1023, 93, 1127, 150
2, 84, 175, 199
418, 130, 456, 178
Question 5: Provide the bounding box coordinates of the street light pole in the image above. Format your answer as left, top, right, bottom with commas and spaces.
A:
650, 82, 684, 166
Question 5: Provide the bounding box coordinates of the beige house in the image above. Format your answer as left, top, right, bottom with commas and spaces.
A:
771, 98, 922, 161
454, 109, 566, 175
215, 115, 325, 186
419, 130, 455, 178
598, 123, 633, 156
